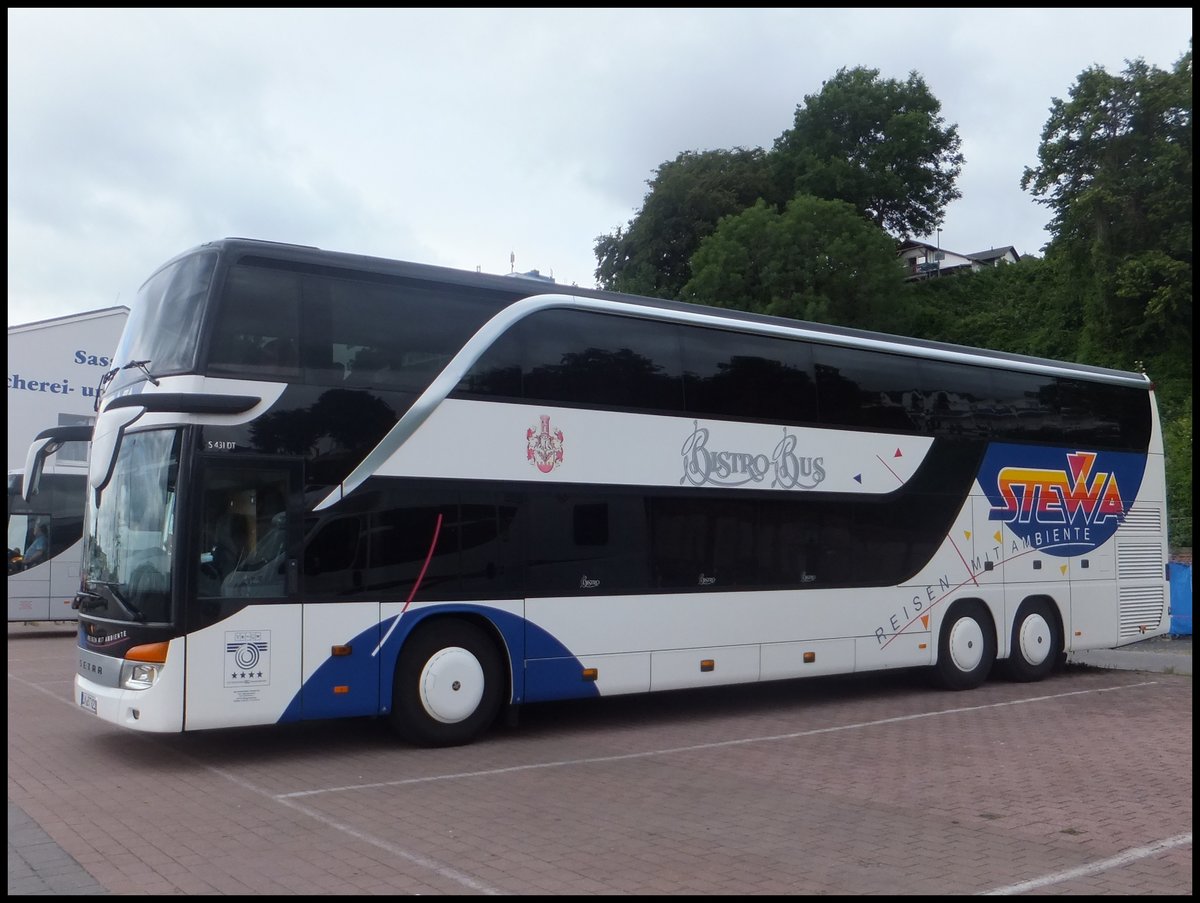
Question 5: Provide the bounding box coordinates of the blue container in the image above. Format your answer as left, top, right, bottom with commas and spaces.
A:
1168, 563, 1192, 636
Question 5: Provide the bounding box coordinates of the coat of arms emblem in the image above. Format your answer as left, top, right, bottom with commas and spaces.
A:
527, 414, 564, 473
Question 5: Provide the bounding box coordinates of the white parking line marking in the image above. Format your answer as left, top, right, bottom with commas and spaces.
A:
980, 833, 1192, 895
213, 766, 506, 895
278, 681, 1160, 799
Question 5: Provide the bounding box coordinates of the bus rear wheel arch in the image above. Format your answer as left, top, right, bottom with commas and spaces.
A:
1000, 597, 1063, 683
932, 600, 997, 691
390, 617, 506, 747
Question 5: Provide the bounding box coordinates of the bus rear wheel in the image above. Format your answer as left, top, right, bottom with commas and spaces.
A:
1001, 599, 1061, 682
390, 619, 504, 747
933, 602, 996, 691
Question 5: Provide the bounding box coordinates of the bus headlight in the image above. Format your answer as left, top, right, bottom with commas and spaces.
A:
120, 660, 162, 690
120, 641, 170, 690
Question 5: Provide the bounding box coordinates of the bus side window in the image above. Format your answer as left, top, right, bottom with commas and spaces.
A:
22, 522, 49, 567
303, 514, 365, 597
198, 470, 291, 599
207, 266, 301, 379
8, 517, 48, 572
259, 337, 297, 368
345, 348, 390, 385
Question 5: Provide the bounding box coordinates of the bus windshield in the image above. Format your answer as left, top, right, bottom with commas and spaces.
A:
105, 250, 217, 394
81, 430, 180, 623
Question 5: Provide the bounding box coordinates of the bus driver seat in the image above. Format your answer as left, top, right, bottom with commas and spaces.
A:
212, 512, 249, 579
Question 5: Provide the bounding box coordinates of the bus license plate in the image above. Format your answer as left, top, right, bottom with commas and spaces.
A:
79, 691, 98, 714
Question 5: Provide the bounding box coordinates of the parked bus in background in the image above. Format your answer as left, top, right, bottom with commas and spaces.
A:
8, 467, 87, 621
40, 238, 1170, 746
8, 423, 93, 622
8, 307, 127, 622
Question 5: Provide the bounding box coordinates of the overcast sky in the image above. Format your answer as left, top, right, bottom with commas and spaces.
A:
7, 8, 1192, 327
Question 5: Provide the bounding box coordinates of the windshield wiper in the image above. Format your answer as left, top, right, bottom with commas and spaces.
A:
122, 359, 160, 386
94, 367, 119, 412
73, 589, 106, 612
93, 360, 160, 411
85, 580, 146, 621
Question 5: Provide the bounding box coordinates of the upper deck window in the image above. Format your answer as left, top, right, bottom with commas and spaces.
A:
206, 265, 303, 381
205, 260, 521, 391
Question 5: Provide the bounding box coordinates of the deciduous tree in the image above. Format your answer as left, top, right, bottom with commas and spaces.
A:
772, 66, 964, 239
680, 196, 906, 331
1021, 47, 1192, 369
594, 148, 773, 299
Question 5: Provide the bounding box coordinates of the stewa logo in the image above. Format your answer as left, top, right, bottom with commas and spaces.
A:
527, 414, 564, 474
680, 422, 825, 490
979, 444, 1148, 557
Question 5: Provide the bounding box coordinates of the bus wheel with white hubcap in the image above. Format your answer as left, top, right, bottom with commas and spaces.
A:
391, 619, 504, 747
1002, 599, 1061, 682
933, 602, 996, 691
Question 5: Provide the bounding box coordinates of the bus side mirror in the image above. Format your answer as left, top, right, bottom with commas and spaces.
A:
23, 440, 58, 502
21, 425, 87, 501
22, 425, 93, 502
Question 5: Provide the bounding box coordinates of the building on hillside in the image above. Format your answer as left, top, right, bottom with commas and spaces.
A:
505, 268, 556, 284
897, 240, 1021, 281
6, 306, 129, 474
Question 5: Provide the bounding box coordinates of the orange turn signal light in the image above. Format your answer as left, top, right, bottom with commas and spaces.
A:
125, 642, 169, 664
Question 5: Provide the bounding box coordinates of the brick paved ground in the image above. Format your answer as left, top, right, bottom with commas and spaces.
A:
8, 623, 1192, 895
9, 801, 105, 895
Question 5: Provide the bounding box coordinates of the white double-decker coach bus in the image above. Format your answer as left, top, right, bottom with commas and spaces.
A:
40, 238, 1169, 746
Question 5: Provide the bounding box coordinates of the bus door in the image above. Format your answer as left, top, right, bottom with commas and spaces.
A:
185, 458, 304, 730
297, 506, 380, 721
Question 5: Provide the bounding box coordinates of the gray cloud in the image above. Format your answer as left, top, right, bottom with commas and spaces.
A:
7, 8, 1192, 324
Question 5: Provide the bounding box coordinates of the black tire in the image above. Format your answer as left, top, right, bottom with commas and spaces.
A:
1001, 599, 1062, 683
390, 619, 504, 747
933, 602, 997, 691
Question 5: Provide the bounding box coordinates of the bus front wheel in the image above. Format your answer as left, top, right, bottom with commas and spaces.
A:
390, 619, 504, 747
933, 602, 996, 691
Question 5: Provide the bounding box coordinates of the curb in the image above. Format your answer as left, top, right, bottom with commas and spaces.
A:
1068, 638, 1193, 676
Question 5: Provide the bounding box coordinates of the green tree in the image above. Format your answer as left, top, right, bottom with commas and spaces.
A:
680, 196, 906, 331
594, 66, 964, 299
594, 148, 773, 299
1020, 47, 1192, 371
772, 66, 964, 238
1163, 398, 1193, 548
